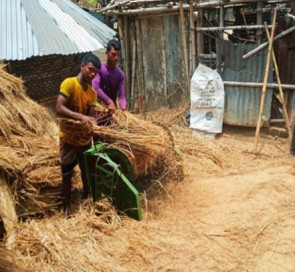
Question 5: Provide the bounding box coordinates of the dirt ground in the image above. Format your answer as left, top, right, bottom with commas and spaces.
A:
114, 126, 295, 272
2, 125, 295, 272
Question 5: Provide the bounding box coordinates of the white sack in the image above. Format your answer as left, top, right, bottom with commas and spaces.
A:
190, 63, 224, 134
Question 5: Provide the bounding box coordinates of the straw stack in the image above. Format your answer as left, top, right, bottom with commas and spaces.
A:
0, 63, 61, 225
0, 63, 56, 139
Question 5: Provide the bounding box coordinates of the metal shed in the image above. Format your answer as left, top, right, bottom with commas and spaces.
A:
0, 0, 116, 61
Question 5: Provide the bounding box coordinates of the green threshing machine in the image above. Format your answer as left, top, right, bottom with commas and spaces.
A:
83, 142, 142, 221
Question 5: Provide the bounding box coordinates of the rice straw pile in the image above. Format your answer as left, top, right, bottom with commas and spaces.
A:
6, 201, 123, 272
0, 63, 60, 229
136, 103, 237, 177
144, 101, 189, 128
0, 63, 56, 139
170, 126, 237, 177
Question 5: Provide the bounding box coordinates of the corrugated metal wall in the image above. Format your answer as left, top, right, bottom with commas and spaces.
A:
122, 14, 187, 111
216, 40, 273, 126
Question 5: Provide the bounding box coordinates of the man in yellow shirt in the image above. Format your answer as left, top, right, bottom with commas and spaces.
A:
56, 52, 101, 213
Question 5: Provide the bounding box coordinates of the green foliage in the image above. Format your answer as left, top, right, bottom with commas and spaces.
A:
84, 0, 105, 6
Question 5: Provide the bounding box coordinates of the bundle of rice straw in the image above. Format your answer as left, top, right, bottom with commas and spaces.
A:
0, 63, 61, 225
58, 109, 183, 182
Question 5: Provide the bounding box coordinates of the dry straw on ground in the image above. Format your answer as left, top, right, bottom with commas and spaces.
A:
5, 201, 123, 272
3, 96, 291, 271
144, 105, 238, 177
143, 101, 189, 128
2, 62, 279, 271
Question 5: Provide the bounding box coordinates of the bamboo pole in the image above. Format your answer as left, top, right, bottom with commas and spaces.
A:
223, 81, 295, 89
179, 1, 190, 95
265, 23, 292, 144
189, 2, 196, 73
130, 34, 136, 110
219, 6, 224, 39
123, 16, 131, 110
106, 4, 190, 15
118, 16, 125, 59
196, 25, 272, 31
135, 19, 145, 111
197, 8, 204, 63
256, 2, 263, 45
189, 3, 193, 76
243, 24, 295, 59
106, 0, 288, 15
254, 8, 277, 152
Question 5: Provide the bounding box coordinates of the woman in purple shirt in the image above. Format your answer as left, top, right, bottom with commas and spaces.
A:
92, 39, 127, 113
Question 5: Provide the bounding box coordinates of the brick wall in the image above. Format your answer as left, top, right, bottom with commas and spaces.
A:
10, 53, 84, 102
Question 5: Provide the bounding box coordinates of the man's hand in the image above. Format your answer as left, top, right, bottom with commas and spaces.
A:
80, 115, 96, 135
107, 101, 117, 114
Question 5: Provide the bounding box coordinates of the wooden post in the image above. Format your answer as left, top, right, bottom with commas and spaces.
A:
118, 17, 124, 52
265, 24, 292, 144
117, 16, 129, 108
179, 1, 190, 95
241, 9, 250, 38
254, 8, 277, 152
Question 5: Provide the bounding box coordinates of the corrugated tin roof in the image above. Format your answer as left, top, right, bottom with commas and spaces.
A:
0, 0, 116, 61
216, 40, 273, 127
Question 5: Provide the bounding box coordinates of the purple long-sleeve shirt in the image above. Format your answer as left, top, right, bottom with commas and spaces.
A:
92, 63, 127, 110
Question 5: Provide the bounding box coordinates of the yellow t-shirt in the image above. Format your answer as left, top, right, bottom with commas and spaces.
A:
59, 77, 97, 146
